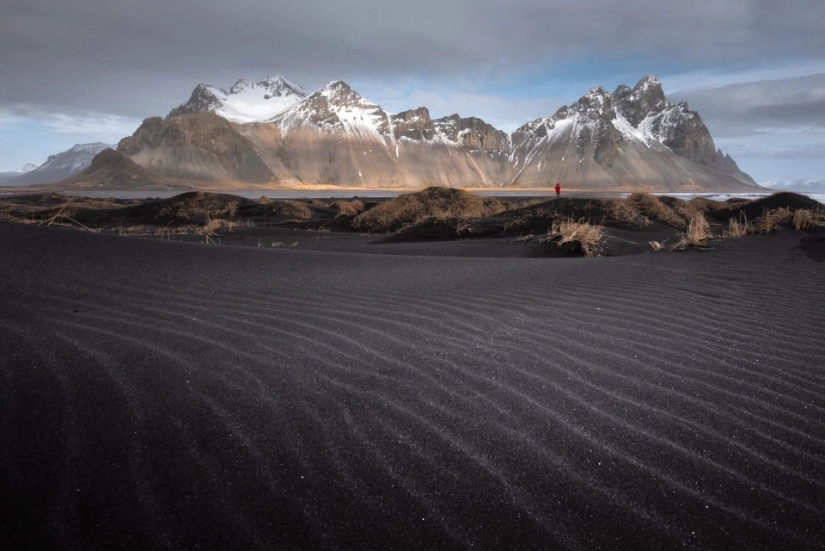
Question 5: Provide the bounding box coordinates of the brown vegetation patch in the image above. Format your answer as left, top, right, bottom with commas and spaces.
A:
551, 219, 605, 257
753, 207, 792, 234
352, 187, 504, 232
723, 213, 753, 238
626, 192, 689, 229
792, 209, 825, 230
671, 213, 714, 250
153, 191, 243, 222
331, 199, 366, 217
517, 218, 605, 257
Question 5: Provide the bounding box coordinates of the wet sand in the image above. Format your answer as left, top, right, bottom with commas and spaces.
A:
1, 221, 824, 549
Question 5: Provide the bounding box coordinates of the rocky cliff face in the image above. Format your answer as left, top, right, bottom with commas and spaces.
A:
235, 81, 508, 187
113, 74, 757, 190
507, 76, 756, 189
60, 148, 171, 188
118, 113, 272, 183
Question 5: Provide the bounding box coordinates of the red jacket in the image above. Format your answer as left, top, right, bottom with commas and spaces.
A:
554, 184, 561, 193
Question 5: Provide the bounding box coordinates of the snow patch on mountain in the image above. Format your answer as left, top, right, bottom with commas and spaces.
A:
764, 179, 825, 193
2, 143, 113, 185
16, 163, 39, 173
273, 80, 392, 144
170, 75, 308, 124
39, 143, 114, 173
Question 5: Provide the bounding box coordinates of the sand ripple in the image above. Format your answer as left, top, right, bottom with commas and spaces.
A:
1, 222, 823, 549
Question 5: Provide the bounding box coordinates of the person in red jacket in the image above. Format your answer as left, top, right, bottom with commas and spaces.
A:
554, 182, 561, 197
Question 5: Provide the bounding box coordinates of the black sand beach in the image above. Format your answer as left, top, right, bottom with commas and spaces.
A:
1, 221, 824, 549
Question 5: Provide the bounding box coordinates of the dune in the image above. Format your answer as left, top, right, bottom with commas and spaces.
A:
1, 221, 824, 549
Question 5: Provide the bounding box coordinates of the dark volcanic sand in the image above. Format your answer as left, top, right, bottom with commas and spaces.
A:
1, 222, 824, 550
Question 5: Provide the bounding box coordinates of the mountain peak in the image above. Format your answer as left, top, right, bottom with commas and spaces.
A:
634, 75, 661, 89
68, 142, 112, 153
169, 74, 308, 123
317, 80, 357, 98
229, 75, 306, 96
16, 163, 38, 173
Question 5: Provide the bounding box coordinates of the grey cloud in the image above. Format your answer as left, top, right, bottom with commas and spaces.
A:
2, 0, 824, 118
672, 74, 825, 138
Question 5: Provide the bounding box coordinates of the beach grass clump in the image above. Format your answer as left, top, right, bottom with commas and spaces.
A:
791, 208, 824, 230
671, 213, 714, 250
607, 198, 650, 228
626, 192, 687, 229
545, 218, 605, 257
723, 213, 753, 238
754, 207, 792, 234
331, 199, 365, 217
352, 186, 504, 232
270, 200, 313, 221
158, 192, 244, 222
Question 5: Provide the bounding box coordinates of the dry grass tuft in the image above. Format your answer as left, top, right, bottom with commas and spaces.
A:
723, 212, 753, 238
534, 218, 604, 256
607, 198, 650, 228
671, 213, 714, 250
269, 200, 313, 221
158, 192, 243, 221
353, 186, 504, 232
331, 199, 365, 217
626, 192, 688, 229
606, 193, 695, 229
791, 209, 825, 230
753, 207, 792, 234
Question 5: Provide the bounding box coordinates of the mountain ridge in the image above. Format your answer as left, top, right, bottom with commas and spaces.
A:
4, 75, 759, 191
2, 143, 113, 186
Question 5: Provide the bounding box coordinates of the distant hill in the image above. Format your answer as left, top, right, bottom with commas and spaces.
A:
5, 143, 113, 186
0, 163, 37, 184
764, 179, 825, 193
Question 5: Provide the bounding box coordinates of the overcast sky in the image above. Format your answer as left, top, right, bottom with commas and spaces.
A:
2, 0, 824, 183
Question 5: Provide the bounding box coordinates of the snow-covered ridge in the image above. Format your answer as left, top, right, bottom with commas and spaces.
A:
169, 75, 308, 124
510, 74, 703, 162
16, 163, 38, 173
272, 80, 510, 156
37, 143, 113, 173
272, 80, 393, 143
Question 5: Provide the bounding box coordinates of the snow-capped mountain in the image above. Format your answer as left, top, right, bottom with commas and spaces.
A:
5, 143, 112, 186
241, 80, 509, 186
0, 163, 38, 184
508, 76, 755, 188
168, 75, 308, 124
104, 75, 758, 190
16, 163, 38, 174
269, 80, 509, 153
763, 179, 825, 193
272, 80, 392, 140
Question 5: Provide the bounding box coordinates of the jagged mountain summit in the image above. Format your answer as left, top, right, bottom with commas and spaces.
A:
93, 75, 758, 190
6, 143, 113, 186
508, 76, 755, 189
268, 80, 510, 153
168, 75, 308, 124
241, 80, 511, 186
